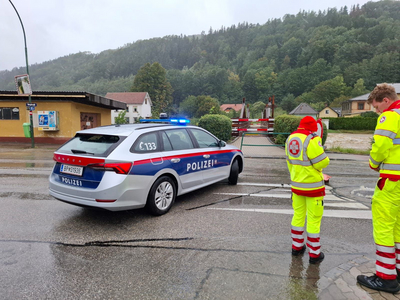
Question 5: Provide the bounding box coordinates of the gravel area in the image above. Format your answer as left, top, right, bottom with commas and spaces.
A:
325, 133, 373, 151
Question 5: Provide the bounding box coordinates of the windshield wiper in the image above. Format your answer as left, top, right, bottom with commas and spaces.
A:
71, 149, 95, 155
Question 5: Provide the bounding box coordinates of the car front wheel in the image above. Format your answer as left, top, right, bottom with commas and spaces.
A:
228, 159, 239, 185
146, 176, 176, 216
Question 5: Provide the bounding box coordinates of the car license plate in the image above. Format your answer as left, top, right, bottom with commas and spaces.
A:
60, 164, 83, 176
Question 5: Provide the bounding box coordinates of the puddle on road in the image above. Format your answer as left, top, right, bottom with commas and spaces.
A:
280, 257, 319, 300
351, 186, 374, 199
227, 196, 290, 206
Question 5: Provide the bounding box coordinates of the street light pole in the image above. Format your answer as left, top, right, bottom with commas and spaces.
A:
9, 0, 34, 148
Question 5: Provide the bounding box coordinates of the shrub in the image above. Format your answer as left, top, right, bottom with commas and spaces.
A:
360, 111, 379, 118
198, 114, 232, 141
274, 115, 328, 145
114, 111, 128, 124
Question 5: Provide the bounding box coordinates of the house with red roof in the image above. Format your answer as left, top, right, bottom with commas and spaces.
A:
220, 103, 244, 113
106, 92, 152, 123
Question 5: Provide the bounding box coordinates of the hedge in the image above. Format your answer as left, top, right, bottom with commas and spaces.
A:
198, 114, 232, 141
274, 115, 328, 145
323, 117, 377, 130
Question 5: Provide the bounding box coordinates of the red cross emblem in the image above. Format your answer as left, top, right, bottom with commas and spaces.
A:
289, 140, 300, 156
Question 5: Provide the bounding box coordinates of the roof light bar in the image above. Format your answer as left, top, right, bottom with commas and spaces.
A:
140, 118, 190, 125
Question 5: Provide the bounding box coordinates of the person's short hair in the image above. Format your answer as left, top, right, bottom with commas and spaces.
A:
367, 83, 398, 104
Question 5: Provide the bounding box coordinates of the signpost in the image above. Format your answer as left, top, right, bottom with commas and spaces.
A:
26, 103, 36, 111
9, 0, 34, 147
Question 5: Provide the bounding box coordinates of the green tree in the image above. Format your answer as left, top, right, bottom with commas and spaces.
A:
307, 75, 349, 106
179, 95, 198, 118
280, 94, 297, 112
196, 95, 220, 118
114, 110, 128, 124
250, 101, 266, 118
351, 78, 369, 97
131, 62, 174, 117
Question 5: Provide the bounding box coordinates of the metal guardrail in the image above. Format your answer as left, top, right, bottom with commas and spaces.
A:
240, 132, 291, 150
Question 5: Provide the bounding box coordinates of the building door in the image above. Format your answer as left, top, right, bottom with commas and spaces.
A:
80, 113, 98, 130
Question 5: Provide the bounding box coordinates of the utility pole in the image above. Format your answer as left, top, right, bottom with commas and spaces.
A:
9, 0, 35, 148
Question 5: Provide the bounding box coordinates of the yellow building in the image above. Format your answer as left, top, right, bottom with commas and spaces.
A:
0, 91, 126, 144
318, 106, 340, 118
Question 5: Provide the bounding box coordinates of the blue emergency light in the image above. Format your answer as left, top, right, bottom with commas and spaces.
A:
140, 118, 190, 125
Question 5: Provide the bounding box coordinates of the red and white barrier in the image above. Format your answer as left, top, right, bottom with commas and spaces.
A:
231, 118, 274, 122
232, 128, 274, 132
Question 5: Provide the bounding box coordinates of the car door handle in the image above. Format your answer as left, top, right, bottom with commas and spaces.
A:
203, 155, 210, 159
171, 158, 180, 163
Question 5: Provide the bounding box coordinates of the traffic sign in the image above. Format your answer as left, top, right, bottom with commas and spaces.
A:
26, 103, 37, 107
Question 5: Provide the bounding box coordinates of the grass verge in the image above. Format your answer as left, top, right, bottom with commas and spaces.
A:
326, 146, 370, 155
327, 130, 374, 134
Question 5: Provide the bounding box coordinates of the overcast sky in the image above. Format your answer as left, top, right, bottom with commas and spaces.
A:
1, 0, 373, 72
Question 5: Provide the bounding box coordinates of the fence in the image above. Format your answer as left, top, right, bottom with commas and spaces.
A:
239, 131, 290, 150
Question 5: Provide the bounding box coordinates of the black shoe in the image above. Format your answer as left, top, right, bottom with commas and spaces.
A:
292, 245, 306, 256
309, 252, 324, 264
357, 274, 400, 293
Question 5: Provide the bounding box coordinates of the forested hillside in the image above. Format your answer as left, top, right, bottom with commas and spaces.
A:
1, 0, 400, 113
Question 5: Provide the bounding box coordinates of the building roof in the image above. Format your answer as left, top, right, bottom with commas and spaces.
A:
332, 107, 342, 115
220, 103, 244, 112
105, 92, 151, 105
0, 90, 126, 110
289, 103, 318, 115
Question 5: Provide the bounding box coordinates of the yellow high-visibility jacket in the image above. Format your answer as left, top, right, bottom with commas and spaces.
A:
285, 129, 330, 197
369, 100, 400, 180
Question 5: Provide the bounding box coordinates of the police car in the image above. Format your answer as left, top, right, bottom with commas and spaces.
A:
49, 119, 244, 215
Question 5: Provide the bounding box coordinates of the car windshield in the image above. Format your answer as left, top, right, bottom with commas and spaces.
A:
57, 134, 123, 157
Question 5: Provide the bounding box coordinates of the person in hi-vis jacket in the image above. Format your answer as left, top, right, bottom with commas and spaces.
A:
285, 116, 330, 264
357, 83, 400, 293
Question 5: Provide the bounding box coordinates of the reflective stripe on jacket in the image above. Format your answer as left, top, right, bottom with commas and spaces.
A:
285, 129, 330, 197
370, 101, 400, 180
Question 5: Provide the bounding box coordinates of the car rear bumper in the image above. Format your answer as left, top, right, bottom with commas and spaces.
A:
49, 173, 153, 211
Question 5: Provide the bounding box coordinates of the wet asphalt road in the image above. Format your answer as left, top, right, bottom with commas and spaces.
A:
0, 143, 378, 299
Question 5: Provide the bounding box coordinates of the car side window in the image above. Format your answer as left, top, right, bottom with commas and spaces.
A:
131, 132, 159, 153
190, 129, 219, 148
161, 132, 173, 151
165, 129, 193, 150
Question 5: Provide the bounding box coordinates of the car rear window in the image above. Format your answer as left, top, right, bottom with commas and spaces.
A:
57, 134, 124, 157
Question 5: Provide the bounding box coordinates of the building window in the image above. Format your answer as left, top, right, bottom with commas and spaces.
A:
0, 107, 20, 120
126, 107, 129, 112
358, 103, 364, 110
325, 110, 329, 114
125, 117, 129, 123
133, 107, 137, 112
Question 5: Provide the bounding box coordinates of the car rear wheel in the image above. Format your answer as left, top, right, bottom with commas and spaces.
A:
146, 176, 176, 216
228, 159, 239, 185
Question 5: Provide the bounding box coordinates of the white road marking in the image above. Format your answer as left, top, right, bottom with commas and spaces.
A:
214, 192, 292, 198
213, 182, 371, 218
238, 182, 291, 188
207, 208, 372, 220
324, 202, 368, 209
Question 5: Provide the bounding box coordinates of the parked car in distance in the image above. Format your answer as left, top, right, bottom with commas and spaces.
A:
49, 119, 244, 215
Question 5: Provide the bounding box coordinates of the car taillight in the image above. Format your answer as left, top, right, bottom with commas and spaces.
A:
88, 162, 132, 174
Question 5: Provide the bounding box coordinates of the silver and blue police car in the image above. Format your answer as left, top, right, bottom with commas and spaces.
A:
49, 119, 244, 215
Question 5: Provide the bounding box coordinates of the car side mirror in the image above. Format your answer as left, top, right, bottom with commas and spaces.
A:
218, 140, 226, 147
